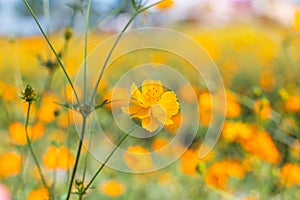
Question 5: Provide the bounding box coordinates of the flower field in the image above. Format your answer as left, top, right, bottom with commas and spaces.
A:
0, 0, 300, 200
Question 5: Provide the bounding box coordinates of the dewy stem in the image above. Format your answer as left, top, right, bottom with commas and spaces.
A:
24, 102, 51, 198
66, 116, 87, 200
22, 0, 81, 105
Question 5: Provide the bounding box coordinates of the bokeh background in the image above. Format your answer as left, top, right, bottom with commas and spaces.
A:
1, 0, 300, 199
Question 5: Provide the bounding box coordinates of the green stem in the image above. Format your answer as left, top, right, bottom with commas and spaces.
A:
24, 102, 51, 197
66, 116, 87, 200
88, 12, 137, 106
43, 0, 50, 59
22, 0, 80, 105
13, 148, 26, 198
79, 129, 93, 200
88, 0, 163, 106
83, 0, 91, 105
82, 130, 131, 194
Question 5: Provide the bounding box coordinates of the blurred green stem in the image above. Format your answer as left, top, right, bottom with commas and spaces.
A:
24, 102, 52, 198
88, 0, 164, 106
66, 0, 91, 198
66, 116, 87, 200
83, 0, 91, 105
79, 128, 93, 200
22, 0, 80, 105
82, 130, 131, 194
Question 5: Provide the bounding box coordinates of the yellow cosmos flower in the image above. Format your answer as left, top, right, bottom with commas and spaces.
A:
122, 79, 180, 132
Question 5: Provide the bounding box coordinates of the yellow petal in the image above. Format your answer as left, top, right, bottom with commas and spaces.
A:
144, 116, 159, 132
131, 107, 150, 119
159, 91, 179, 117
141, 117, 151, 128
150, 104, 167, 124
122, 105, 149, 119
164, 118, 174, 126
130, 83, 148, 106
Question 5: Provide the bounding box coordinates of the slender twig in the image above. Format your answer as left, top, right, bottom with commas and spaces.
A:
87, 13, 137, 106
22, 0, 80, 105
24, 102, 51, 196
83, 0, 91, 105
66, 116, 87, 200
66, 1, 91, 198
88, 1, 163, 106
82, 130, 132, 194
13, 148, 27, 198
43, 0, 50, 59
79, 125, 93, 200
90, 1, 127, 32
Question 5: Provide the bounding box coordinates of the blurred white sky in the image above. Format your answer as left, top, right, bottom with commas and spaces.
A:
0, 0, 300, 35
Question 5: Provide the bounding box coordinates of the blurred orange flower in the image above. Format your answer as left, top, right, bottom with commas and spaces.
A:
42, 146, 75, 170
64, 84, 82, 103
178, 84, 198, 103
260, 70, 275, 92
253, 99, 272, 120
198, 92, 212, 126
156, 0, 174, 10
180, 146, 214, 175
27, 187, 49, 200
57, 110, 74, 128
37, 93, 60, 123
0, 82, 17, 101
122, 79, 179, 132
285, 95, 300, 112
8, 122, 45, 145
204, 160, 245, 190
164, 114, 181, 134
101, 180, 126, 197
281, 163, 300, 187
123, 145, 153, 172
222, 121, 254, 142
0, 152, 21, 179
242, 131, 281, 164
225, 91, 241, 118
151, 137, 168, 151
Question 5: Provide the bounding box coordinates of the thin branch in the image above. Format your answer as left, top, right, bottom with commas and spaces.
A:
22, 0, 81, 105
